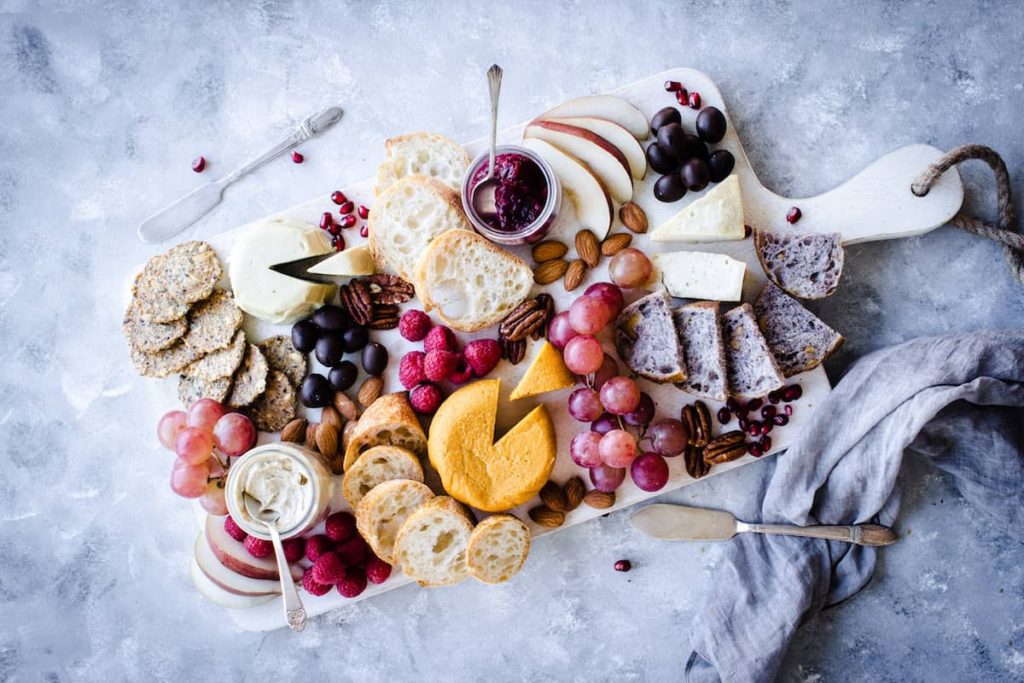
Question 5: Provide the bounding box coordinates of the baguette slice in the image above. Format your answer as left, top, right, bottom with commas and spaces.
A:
355, 479, 434, 565
721, 304, 785, 399
615, 291, 688, 383
754, 228, 845, 299
415, 229, 534, 332
368, 177, 470, 283
392, 496, 474, 587
343, 393, 427, 471
754, 283, 844, 377
374, 132, 470, 196
466, 514, 531, 585
673, 301, 729, 402
342, 445, 424, 509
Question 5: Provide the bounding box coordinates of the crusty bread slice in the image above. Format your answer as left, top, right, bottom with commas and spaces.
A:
392, 496, 474, 587
368, 177, 470, 283
343, 392, 427, 470
615, 290, 687, 383
466, 514, 531, 584
754, 283, 844, 377
355, 479, 434, 565
673, 301, 729, 401
721, 304, 785, 399
754, 228, 845, 299
414, 229, 534, 332
374, 132, 470, 196
342, 445, 424, 509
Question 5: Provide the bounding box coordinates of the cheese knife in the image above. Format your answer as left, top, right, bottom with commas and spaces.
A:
268, 252, 342, 285
631, 504, 897, 547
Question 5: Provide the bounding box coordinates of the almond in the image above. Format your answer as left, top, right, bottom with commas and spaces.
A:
534, 259, 569, 285
563, 259, 586, 292
280, 418, 307, 444
601, 232, 632, 257
619, 202, 648, 234
316, 423, 338, 458
575, 229, 600, 268
320, 405, 343, 431
357, 376, 383, 408
531, 240, 568, 263
583, 489, 615, 509
539, 481, 569, 512
333, 391, 359, 421
528, 505, 565, 528
563, 477, 585, 511
304, 422, 320, 452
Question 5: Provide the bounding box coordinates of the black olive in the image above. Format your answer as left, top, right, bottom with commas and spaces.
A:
341, 326, 369, 353
684, 134, 710, 163
707, 149, 736, 183
653, 173, 686, 202
655, 122, 687, 159
311, 304, 350, 332
649, 106, 682, 135
315, 331, 345, 367
681, 158, 710, 192
361, 342, 389, 376
646, 143, 678, 174
329, 360, 358, 391
290, 319, 320, 354
299, 373, 332, 408
696, 106, 727, 143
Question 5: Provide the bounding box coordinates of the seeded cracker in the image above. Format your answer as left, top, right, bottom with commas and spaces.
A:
122, 299, 186, 353
185, 329, 246, 381
133, 241, 223, 323
181, 289, 243, 355
178, 373, 232, 407
257, 335, 308, 387
227, 344, 269, 409
250, 370, 296, 432
130, 340, 202, 378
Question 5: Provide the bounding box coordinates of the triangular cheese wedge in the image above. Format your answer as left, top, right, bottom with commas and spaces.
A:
650, 174, 745, 243
307, 245, 377, 276
510, 341, 577, 400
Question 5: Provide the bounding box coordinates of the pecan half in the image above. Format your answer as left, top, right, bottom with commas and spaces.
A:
364, 274, 415, 304
684, 445, 711, 479
500, 337, 527, 364
367, 303, 400, 330
532, 293, 554, 340
499, 294, 554, 342
703, 431, 746, 465
338, 280, 373, 326
694, 401, 712, 446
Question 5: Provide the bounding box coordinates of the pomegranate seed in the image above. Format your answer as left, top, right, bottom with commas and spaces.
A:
331, 234, 345, 251
784, 404, 794, 416
761, 405, 777, 420
327, 223, 341, 236
614, 559, 632, 572
340, 214, 357, 229
338, 200, 354, 215
760, 436, 773, 452
319, 212, 334, 230
747, 421, 762, 437
717, 407, 731, 425
291, 151, 304, 163
331, 191, 347, 205
738, 417, 750, 432
726, 397, 740, 413
688, 91, 702, 109
782, 385, 803, 402
786, 207, 802, 224
358, 205, 370, 219
748, 443, 764, 457
191, 156, 206, 173
761, 423, 773, 436
746, 398, 763, 412
664, 80, 683, 92
768, 390, 781, 404
359, 225, 369, 238
773, 415, 789, 426
674, 89, 689, 106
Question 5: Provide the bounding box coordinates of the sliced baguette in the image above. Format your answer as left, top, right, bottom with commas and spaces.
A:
466, 514, 531, 585
754, 283, 844, 377
673, 301, 729, 402
754, 228, 845, 299
414, 229, 534, 332
721, 304, 785, 399
368, 177, 470, 283
392, 496, 474, 587
342, 445, 424, 509
355, 479, 434, 565
343, 392, 427, 471
615, 290, 688, 383
374, 132, 470, 196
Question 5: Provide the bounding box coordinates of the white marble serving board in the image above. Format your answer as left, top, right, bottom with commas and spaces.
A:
180, 67, 961, 631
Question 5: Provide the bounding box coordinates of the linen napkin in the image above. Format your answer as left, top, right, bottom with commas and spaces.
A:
684, 331, 1024, 682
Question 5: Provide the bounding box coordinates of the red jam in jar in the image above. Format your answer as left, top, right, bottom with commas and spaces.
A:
470, 153, 549, 232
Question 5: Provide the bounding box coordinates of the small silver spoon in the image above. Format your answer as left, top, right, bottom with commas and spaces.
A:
243, 493, 307, 631
470, 64, 504, 219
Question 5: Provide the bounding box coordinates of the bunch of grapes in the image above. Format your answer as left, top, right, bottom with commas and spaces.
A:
157, 398, 257, 513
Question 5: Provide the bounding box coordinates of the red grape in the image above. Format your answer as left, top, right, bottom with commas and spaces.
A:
547, 311, 579, 350
170, 457, 211, 498
568, 295, 611, 335
563, 335, 605, 375
157, 410, 188, 450
567, 387, 603, 422
591, 413, 618, 435
623, 392, 655, 426
591, 353, 619, 390
186, 398, 225, 433
589, 464, 626, 492
213, 413, 256, 457
649, 418, 690, 456
199, 480, 229, 514
175, 427, 214, 465
584, 282, 624, 318
599, 429, 638, 468
608, 248, 653, 288
599, 376, 641, 415
630, 452, 669, 492
570, 431, 603, 468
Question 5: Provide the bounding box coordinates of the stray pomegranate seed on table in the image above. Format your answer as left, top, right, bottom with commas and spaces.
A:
359, 225, 369, 238
675, 89, 689, 106
338, 200, 354, 215
340, 214, 357, 229
331, 190, 347, 205
786, 207, 802, 224
319, 212, 334, 230
664, 80, 683, 92
191, 156, 206, 173
357, 205, 370, 219
291, 150, 304, 163
614, 559, 632, 572
688, 91, 701, 109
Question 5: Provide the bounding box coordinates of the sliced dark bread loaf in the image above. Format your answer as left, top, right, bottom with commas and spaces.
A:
754, 229, 844, 299
753, 283, 844, 377
721, 303, 785, 398
673, 301, 728, 401
615, 291, 688, 383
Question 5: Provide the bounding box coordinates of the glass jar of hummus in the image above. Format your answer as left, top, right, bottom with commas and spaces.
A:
225, 443, 334, 541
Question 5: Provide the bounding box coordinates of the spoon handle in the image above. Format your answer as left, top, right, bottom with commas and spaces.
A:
265, 524, 307, 631
486, 64, 503, 174
737, 521, 897, 547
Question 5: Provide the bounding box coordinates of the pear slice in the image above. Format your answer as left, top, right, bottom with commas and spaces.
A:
542, 116, 647, 179
524, 121, 633, 204
542, 95, 649, 139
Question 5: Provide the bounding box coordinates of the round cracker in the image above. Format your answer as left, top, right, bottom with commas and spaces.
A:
181, 290, 243, 355
185, 329, 247, 381
122, 299, 186, 353
250, 370, 296, 432
227, 344, 269, 409
257, 335, 308, 387
130, 340, 202, 379
133, 241, 222, 323
178, 373, 232, 408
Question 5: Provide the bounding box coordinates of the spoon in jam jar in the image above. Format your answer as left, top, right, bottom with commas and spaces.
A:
470, 64, 504, 219
243, 492, 307, 632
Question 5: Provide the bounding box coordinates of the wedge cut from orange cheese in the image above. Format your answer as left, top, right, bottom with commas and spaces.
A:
510, 341, 576, 400
428, 379, 555, 512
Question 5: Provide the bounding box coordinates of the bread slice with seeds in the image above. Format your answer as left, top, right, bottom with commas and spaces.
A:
753, 283, 844, 377
754, 228, 845, 299
615, 290, 687, 383
466, 514, 531, 584
673, 301, 729, 401
355, 479, 434, 565
342, 445, 425, 509
392, 496, 474, 587
721, 304, 785, 399
374, 132, 470, 196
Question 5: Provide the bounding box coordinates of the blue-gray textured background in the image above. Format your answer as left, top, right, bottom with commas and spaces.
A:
2, 1, 1023, 680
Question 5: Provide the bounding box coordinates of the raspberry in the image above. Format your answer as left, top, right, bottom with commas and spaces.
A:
424, 349, 458, 383
243, 535, 273, 559
423, 325, 456, 353
302, 568, 332, 596
336, 567, 367, 598
282, 537, 305, 563
410, 382, 443, 415
336, 534, 368, 567
224, 515, 247, 542
304, 534, 335, 563
398, 351, 427, 390
448, 354, 472, 384
324, 511, 357, 543
399, 309, 432, 342
311, 551, 347, 584
366, 555, 392, 584
464, 339, 501, 377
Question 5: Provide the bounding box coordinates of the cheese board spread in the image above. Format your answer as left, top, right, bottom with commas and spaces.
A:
124, 67, 964, 631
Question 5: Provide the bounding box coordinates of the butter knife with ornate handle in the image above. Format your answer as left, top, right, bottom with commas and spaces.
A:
631, 504, 897, 547
137, 105, 343, 244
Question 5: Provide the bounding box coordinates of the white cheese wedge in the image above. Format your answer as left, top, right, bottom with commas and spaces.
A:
229, 219, 337, 324
652, 250, 746, 301
650, 174, 745, 243
307, 245, 377, 277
